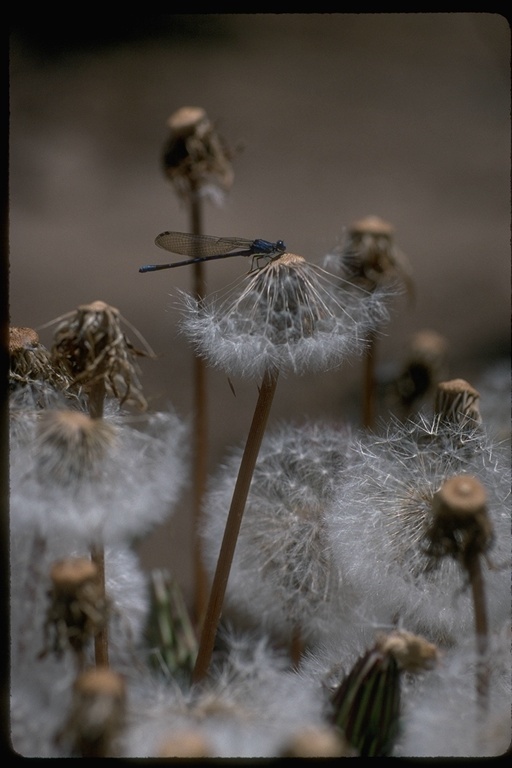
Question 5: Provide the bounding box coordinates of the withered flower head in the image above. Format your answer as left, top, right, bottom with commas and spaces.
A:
51, 300, 148, 411
393, 329, 449, 413
434, 379, 482, 428
41, 558, 109, 660
324, 214, 414, 298
9, 326, 73, 399
58, 666, 126, 757
425, 474, 493, 570
375, 629, 439, 673
162, 105, 234, 202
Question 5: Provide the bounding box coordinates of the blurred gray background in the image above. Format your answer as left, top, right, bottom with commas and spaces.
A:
9, 14, 510, 604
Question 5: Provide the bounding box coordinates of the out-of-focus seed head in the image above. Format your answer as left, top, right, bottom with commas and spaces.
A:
162, 105, 234, 202
35, 409, 117, 485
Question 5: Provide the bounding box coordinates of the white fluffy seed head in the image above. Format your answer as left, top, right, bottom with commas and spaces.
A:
178, 253, 394, 379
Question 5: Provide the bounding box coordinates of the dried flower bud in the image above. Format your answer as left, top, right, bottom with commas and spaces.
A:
331, 629, 437, 756
51, 301, 148, 412
280, 725, 357, 757
35, 409, 117, 485
330, 635, 401, 756
41, 558, 109, 659
425, 475, 493, 569
325, 214, 414, 297
394, 330, 449, 411
59, 667, 126, 757
162, 105, 234, 201
156, 730, 212, 758
434, 379, 482, 427
9, 325, 73, 398
375, 629, 439, 672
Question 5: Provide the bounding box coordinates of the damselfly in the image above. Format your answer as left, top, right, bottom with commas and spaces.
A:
139, 232, 287, 273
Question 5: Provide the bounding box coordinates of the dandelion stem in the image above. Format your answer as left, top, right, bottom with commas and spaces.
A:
87, 379, 106, 420
467, 555, 490, 712
189, 184, 209, 628
85, 377, 110, 667
192, 367, 279, 683
90, 544, 109, 667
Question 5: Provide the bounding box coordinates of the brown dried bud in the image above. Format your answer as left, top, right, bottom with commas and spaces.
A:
434, 379, 481, 426
375, 629, 439, 673
281, 725, 357, 757
426, 475, 493, 568
331, 215, 413, 297
50, 558, 99, 593
42, 557, 109, 660
156, 730, 212, 758
9, 326, 73, 396
394, 330, 449, 411
61, 667, 126, 757
51, 301, 148, 411
162, 105, 234, 199
9, 326, 40, 352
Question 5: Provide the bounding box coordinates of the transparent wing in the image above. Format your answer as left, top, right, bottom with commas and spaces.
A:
155, 231, 254, 257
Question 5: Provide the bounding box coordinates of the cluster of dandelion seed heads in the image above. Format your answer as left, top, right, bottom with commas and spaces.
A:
326, 411, 511, 642
179, 253, 393, 379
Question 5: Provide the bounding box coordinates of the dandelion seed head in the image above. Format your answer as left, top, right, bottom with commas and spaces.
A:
34, 409, 118, 486
123, 629, 325, 758
179, 253, 388, 379
201, 421, 356, 645
10, 409, 189, 546
326, 411, 511, 645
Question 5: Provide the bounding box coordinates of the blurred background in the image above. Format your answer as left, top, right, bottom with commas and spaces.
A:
9, 14, 510, 604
